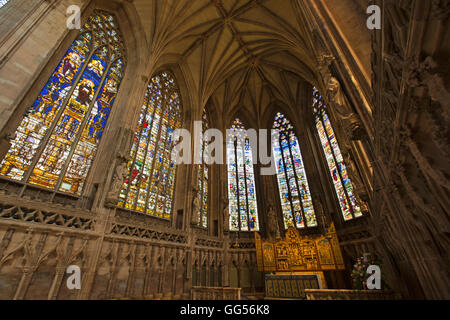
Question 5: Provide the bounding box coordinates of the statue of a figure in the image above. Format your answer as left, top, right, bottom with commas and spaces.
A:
355, 193, 369, 213
313, 197, 324, 219
222, 196, 229, 232
343, 151, 363, 190
107, 156, 129, 200
191, 187, 200, 225
267, 204, 279, 239
327, 77, 353, 119
318, 54, 335, 86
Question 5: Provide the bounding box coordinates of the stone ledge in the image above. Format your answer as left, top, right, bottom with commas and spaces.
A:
305, 289, 402, 300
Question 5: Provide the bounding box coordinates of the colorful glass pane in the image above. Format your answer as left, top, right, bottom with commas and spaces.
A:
272, 112, 317, 229
61, 58, 125, 194
313, 88, 362, 220
196, 110, 209, 228
0, 11, 126, 196
0, 32, 91, 181
226, 118, 259, 231
117, 72, 182, 220
28, 48, 108, 189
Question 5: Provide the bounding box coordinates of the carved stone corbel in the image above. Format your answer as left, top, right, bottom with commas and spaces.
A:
431, 0, 450, 20
317, 53, 335, 88
344, 115, 368, 141
105, 154, 130, 208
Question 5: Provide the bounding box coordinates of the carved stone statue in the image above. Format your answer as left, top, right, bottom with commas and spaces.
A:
327, 77, 353, 119
343, 151, 363, 191
355, 193, 369, 214
313, 197, 324, 219
266, 204, 279, 239
222, 196, 229, 232
313, 197, 330, 233
107, 155, 129, 201
346, 120, 367, 141
191, 187, 200, 225
317, 53, 335, 86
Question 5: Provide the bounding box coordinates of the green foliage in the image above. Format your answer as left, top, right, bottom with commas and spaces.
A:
351, 254, 382, 290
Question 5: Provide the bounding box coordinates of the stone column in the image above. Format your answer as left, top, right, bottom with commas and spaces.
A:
47, 266, 66, 300
158, 247, 166, 294
13, 267, 35, 300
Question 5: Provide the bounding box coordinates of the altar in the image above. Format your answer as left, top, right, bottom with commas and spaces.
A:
255, 223, 345, 299
265, 273, 325, 299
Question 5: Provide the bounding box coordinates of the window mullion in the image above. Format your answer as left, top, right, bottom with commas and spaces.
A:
22, 40, 96, 184
54, 59, 113, 192
319, 108, 355, 219
200, 158, 205, 226
201, 138, 208, 227
132, 96, 159, 211
279, 136, 297, 228
144, 87, 168, 216
233, 139, 241, 231
287, 132, 308, 228
201, 114, 209, 228
122, 100, 152, 207
196, 138, 205, 226
158, 101, 178, 218
242, 139, 251, 232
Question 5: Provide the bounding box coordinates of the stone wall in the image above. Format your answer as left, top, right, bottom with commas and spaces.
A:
0, 0, 447, 300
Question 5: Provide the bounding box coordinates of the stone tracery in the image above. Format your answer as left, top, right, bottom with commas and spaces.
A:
0, 0, 447, 300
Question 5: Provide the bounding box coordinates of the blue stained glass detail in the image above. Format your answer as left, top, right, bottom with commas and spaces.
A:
0, 11, 126, 196
272, 112, 317, 229
226, 118, 259, 232
313, 87, 362, 221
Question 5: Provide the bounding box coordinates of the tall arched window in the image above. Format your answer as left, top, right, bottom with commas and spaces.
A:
195, 109, 209, 228
226, 118, 259, 231
313, 88, 362, 221
0, 11, 126, 195
117, 72, 182, 220
272, 113, 317, 229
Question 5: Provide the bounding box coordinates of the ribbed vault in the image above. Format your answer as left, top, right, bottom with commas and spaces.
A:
127, 0, 319, 121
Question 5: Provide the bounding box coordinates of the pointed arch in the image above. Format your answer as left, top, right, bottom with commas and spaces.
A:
117, 71, 182, 220
313, 88, 362, 221
0, 10, 127, 195
272, 112, 317, 229
226, 118, 259, 231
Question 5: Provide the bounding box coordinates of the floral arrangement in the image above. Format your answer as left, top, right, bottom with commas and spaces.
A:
351, 253, 382, 290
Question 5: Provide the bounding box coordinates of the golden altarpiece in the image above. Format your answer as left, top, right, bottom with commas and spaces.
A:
255, 223, 345, 299
0, 0, 447, 301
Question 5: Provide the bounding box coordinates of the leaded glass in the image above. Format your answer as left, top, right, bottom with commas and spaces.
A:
313, 88, 362, 220
0, 11, 126, 196
117, 72, 182, 220
226, 118, 259, 231
272, 113, 317, 229
196, 110, 209, 228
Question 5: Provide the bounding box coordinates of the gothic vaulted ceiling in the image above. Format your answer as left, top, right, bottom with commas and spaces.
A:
126, 0, 321, 126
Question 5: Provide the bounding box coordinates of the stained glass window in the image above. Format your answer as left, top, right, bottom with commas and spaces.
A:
117, 72, 182, 220
226, 118, 259, 231
0, 0, 10, 9
0, 11, 126, 196
272, 113, 317, 229
195, 109, 209, 228
313, 88, 362, 221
